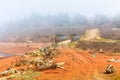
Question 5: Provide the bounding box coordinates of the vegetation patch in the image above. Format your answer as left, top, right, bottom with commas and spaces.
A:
112, 75, 120, 80
12, 70, 40, 80
105, 53, 120, 56
92, 72, 106, 80
80, 29, 91, 41
76, 41, 120, 53
69, 42, 77, 49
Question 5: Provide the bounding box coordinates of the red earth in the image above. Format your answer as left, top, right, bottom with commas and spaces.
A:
0, 42, 51, 54
37, 48, 120, 80
0, 43, 120, 80
0, 42, 50, 72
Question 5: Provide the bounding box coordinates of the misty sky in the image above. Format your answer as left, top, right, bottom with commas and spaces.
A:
0, 0, 120, 24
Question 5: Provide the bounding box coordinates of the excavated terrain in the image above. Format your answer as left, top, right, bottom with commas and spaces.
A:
77, 41, 120, 53
0, 28, 120, 80
37, 48, 120, 80
0, 43, 120, 80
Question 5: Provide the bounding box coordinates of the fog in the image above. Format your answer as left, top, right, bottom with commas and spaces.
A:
1, 0, 120, 23
0, 13, 120, 42
0, 0, 120, 42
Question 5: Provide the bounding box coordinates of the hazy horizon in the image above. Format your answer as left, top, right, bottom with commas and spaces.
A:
1, 0, 120, 24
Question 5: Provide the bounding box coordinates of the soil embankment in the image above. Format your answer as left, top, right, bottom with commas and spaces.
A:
76, 41, 120, 53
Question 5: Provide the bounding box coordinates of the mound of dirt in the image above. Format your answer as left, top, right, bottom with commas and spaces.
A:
76, 41, 120, 53
99, 27, 120, 40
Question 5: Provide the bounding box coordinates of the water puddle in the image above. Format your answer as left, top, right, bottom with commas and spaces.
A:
0, 53, 15, 57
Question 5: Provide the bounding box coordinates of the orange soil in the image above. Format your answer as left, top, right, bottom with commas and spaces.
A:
0, 57, 17, 72
37, 48, 120, 80
0, 43, 120, 80
0, 42, 50, 54
0, 42, 50, 72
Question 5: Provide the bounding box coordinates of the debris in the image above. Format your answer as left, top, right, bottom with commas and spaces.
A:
15, 58, 28, 67
55, 62, 64, 69
0, 74, 17, 80
34, 60, 64, 71
99, 49, 105, 53
106, 64, 115, 74
0, 44, 63, 80
0, 68, 18, 76
108, 58, 120, 63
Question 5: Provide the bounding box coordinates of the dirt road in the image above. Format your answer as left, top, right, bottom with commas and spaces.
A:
84, 28, 99, 41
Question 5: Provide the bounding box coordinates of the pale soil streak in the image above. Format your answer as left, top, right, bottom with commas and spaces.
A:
84, 28, 99, 41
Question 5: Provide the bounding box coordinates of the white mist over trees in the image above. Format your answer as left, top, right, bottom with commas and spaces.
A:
0, 13, 120, 42
5, 13, 120, 28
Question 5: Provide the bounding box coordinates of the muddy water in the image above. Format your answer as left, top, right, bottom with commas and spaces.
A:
0, 53, 15, 57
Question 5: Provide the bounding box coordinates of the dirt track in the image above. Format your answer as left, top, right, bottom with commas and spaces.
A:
38, 48, 120, 80
84, 28, 99, 41
38, 48, 97, 80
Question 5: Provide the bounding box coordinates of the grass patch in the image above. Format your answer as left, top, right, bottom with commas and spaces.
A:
105, 53, 120, 56
92, 73, 106, 80
112, 75, 120, 80
80, 30, 91, 40
13, 70, 41, 80
69, 42, 77, 48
